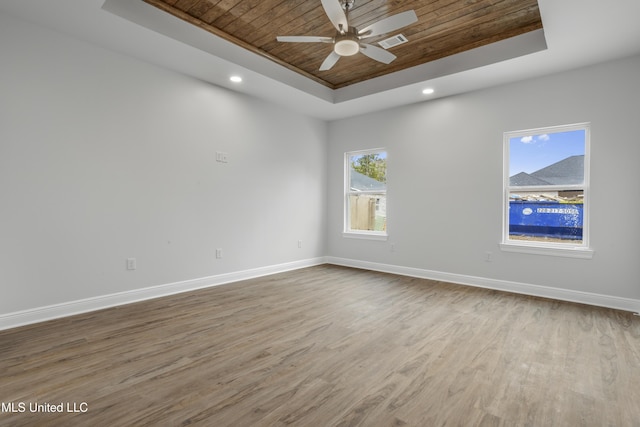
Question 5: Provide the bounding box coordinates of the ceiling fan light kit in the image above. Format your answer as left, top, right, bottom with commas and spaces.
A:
276, 0, 418, 71
334, 32, 360, 56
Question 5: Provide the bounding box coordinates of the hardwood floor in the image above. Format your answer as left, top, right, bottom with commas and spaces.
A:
1, 265, 639, 426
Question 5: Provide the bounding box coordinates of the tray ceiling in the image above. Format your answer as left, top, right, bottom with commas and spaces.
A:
144, 0, 543, 89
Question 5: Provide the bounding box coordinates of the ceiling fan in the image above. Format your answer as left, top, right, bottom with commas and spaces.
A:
276, 0, 418, 71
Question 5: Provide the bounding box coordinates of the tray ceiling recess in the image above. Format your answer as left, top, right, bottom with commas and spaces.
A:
144, 0, 543, 90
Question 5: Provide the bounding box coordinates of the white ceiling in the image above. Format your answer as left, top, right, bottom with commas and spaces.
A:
2, 0, 640, 121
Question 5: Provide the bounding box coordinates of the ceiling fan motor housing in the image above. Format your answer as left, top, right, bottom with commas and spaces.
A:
334, 27, 360, 56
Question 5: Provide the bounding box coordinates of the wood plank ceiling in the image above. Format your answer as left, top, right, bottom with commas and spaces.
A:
144, 0, 542, 89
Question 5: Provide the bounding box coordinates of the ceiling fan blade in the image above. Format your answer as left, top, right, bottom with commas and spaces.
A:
358, 10, 418, 39
359, 43, 397, 64
319, 51, 341, 71
321, 0, 348, 32
276, 36, 333, 43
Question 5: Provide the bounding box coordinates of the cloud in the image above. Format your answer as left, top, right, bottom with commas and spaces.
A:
520, 134, 549, 144
520, 136, 534, 143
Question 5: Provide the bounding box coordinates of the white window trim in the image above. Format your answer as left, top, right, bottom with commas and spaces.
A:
344, 148, 388, 240
342, 230, 388, 240
501, 122, 594, 259
499, 242, 594, 259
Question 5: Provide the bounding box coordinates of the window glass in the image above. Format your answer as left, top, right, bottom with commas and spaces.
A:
345, 150, 387, 235
504, 124, 589, 248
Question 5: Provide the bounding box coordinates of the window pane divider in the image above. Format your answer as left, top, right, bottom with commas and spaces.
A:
347, 190, 386, 195
508, 185, 585, 192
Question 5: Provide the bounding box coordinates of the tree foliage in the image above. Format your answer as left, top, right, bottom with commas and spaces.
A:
352, 154, 386, 183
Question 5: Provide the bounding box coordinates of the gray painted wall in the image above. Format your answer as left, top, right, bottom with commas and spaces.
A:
0, 14, 327, 315
327, 54, 640, 301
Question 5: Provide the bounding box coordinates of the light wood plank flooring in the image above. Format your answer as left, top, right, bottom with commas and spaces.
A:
1, 265, 639, 426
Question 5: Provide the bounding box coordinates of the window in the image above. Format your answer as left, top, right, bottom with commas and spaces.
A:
501, 123, 593, 258
344, 149, 387, 239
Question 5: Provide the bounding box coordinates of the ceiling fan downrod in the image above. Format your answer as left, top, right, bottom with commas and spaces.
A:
339, 0, 354, 35
335, 0, 357, 55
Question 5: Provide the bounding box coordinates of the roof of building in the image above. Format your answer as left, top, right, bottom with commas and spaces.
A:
510, 155, 584, 186
350, 169, 386, 191
509, 172, 552, 186
530, 155, 584, 185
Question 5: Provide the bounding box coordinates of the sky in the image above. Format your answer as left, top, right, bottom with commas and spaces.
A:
509, 129, 585, 175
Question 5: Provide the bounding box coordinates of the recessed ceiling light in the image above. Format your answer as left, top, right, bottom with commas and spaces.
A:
422, 88, 434, 95
230, 75, 242, 83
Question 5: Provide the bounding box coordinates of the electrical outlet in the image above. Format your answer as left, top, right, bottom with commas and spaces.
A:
298, 240, 302, 249
126, 258, 137, 270
216, 248, 222, 259
485, 251, 493, 262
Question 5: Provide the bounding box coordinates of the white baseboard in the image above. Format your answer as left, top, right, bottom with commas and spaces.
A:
0, 257, 326, 331
326, 257, 640, 314
3, 256, 638, 331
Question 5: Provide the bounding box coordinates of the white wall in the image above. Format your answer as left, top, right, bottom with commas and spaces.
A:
327, 54, 640, 303
0, 14, 327, 316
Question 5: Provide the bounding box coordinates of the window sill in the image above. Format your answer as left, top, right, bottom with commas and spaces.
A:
343, 231, 388, 241
499, 242, 594, 259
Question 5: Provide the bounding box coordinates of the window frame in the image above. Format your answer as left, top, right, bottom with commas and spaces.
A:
500, 123, 594, 259
343, 148, 388, 240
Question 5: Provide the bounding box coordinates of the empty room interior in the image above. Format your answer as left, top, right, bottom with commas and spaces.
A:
1, 0, 640, 425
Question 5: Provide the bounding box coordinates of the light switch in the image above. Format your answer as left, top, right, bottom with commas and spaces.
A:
216, 152, 229, 163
